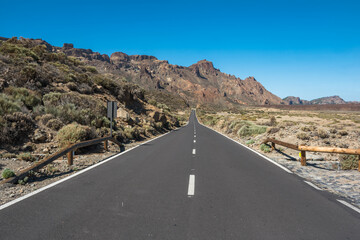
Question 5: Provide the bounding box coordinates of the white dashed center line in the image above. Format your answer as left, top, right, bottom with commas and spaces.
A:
192, 149, 196, 155
193, 140, 196, 143
188, 175, 195, 196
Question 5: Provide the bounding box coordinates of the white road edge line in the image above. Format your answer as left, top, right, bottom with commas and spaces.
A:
304, 181, 322, 191
194, 111, 292, 174
337, 200, 360, 214
188, 174, 195, 196
192, 149, 196, 155
0, 128, 177, 211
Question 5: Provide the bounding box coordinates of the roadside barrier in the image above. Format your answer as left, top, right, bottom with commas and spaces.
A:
262, 137, 360, 171
1, 136, 122, 184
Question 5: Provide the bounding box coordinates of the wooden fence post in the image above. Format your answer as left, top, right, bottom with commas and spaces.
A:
104, 140, 108, 151
301, 151, 306, 166
67, 151, 74, 166
271, 142, 275, 151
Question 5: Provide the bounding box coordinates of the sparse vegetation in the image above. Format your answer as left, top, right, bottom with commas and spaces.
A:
18, 152, 37, 162
340, 155, 359, 170
260, 144, 271, 153
2, 168, 15, 179
57, 123, 97, 147
297, 132, 310, 140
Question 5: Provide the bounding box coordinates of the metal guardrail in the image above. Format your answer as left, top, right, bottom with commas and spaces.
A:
1, 136, 122, 184
263, 137, 360, 170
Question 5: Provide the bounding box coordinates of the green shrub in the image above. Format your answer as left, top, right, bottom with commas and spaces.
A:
246, 139, 255, 145
18, 152, 37, 162
260, 144, 271, 153
0, 93, 22, 115
1, 153, 17, 159
317, 129, 329, 139
57, 123, 97, 147
341, 155, 358, 170
2, 168, 15, 179
297, 132, 310, 140
5, 87, 41, 109
301, 126, 316, 132
237, 124, 267, 137
148, 99, 157, 106
339, 130, 348, 136
85, 66, 98, 73
46, 118, 64, 130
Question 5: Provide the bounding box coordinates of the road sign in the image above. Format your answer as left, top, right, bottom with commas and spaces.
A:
107, 101, 117, 119
107, 101, 117, 137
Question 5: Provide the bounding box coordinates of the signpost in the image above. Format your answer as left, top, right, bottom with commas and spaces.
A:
107, 101, 117, 137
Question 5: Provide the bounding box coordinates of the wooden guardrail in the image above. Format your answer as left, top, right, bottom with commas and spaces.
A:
1, 136, 122, 184
263, 137, 360, 171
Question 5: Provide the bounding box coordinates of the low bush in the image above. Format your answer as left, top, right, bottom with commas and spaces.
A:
46, 118, 64, 131
0, 112, 36, 145
297, 132, 310, 140
246, 139, 255, 145
301, 126, 316, 132
1, 153, 17, 159
2, 168, 15, 179
0, 93, 22, 115
18, 152, 37, 162
339, 130, 348, 136
57, 123, 97, 147
317, 129, 329, 139
341, 155, 358, 170
260, 144, 271, 153
237, 124, 267, 137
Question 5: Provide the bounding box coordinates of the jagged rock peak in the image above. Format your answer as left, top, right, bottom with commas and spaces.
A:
110, 52, 130, 63
244, 76, 257, 82
129, 55, 158, 61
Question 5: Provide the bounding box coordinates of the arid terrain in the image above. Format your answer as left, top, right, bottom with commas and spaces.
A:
197, 106, 360, 207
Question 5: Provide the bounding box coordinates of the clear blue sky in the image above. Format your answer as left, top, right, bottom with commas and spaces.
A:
1, 0, 359, 101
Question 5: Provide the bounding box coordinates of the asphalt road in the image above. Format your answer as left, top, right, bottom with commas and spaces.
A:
1, 110, 360, 239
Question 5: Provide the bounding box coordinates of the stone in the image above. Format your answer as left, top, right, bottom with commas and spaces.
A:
33, 129, 47, 143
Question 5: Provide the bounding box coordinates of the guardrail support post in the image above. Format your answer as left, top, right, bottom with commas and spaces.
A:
271, 142, 275, 151
104, 140, 108, 151
67, 151, 74, 166
301, 151, 306, 166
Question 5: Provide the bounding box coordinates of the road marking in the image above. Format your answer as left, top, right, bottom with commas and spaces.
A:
192, 149, 196, 155
194, 135, 196, 138
304, 181, 322, 191
337, 200, 360, 214
198, 122, 292, 174
0, 130, 175, 211
188, 175, 195, 196
193, 140, 196, 143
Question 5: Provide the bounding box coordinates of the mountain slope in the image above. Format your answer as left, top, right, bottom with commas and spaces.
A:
55, 44, 284, 106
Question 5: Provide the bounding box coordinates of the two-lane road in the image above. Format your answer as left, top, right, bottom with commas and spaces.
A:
1, 110, 359, 239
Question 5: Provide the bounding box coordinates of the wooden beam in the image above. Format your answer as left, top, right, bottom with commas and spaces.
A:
263, 138, 298, 150
298, 145, 360, 155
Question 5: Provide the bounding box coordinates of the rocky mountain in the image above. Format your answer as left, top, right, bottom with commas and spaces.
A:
53, 43, 284, 106
284, 95, 347, 105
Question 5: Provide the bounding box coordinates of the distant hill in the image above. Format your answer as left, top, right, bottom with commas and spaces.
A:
284, 95, 348, 105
